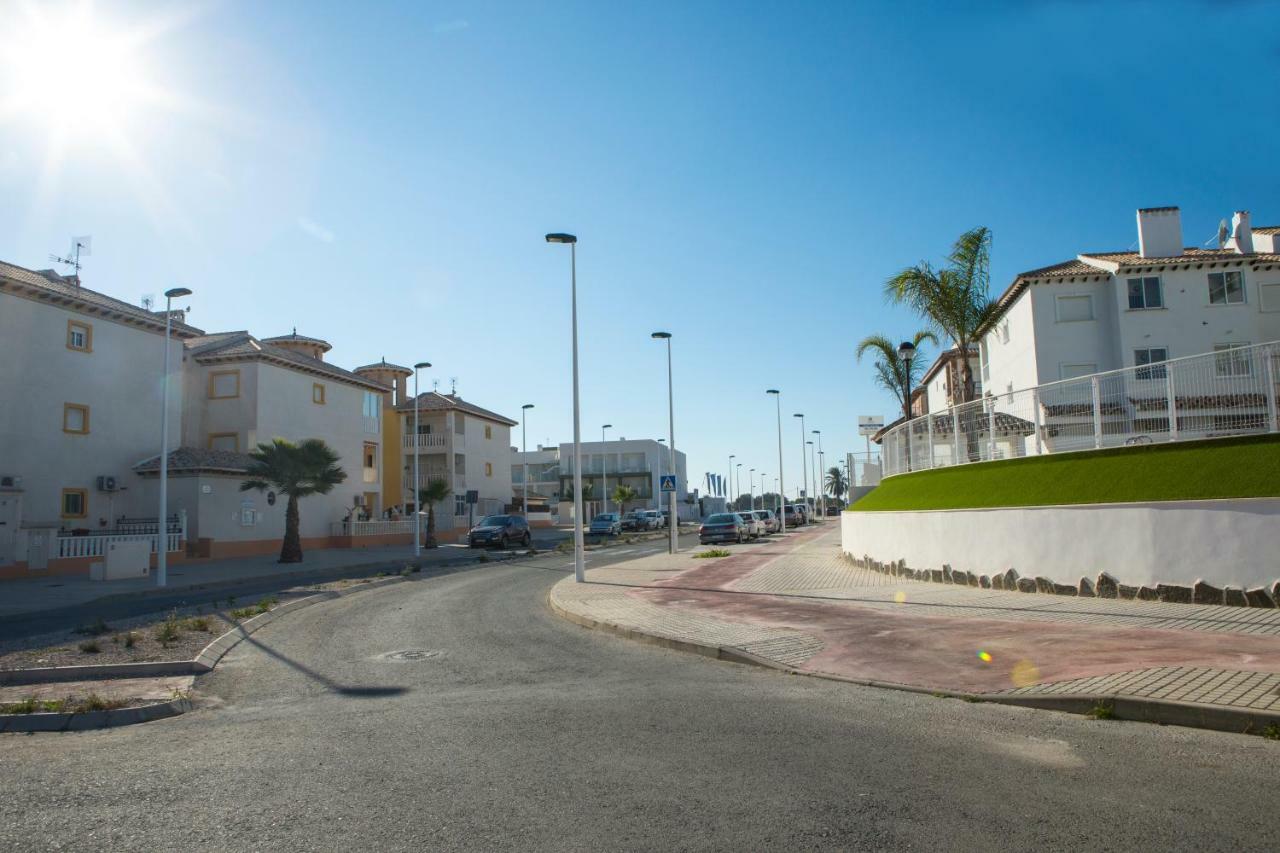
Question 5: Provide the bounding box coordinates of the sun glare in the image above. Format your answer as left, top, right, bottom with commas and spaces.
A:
1, 2, 157, 140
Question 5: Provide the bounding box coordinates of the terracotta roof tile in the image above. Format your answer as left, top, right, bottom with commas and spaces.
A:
1079, 247, 1280, 266
395, 391, 517, 426
187, 332, 389, 391
134, 447, 254, 474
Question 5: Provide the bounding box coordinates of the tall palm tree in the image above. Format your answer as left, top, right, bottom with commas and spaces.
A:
241, 438, 346, 563
884, 226, 998, 404
824, 466, 847, 503
417, 478, 451, 547
856, 331, 937, 420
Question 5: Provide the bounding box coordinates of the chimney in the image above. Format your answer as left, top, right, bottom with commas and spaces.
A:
1227, 210, 1253, 254
1136, 207, 1183, 258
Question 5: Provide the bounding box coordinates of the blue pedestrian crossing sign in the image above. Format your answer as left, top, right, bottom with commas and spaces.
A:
660, 475, 677, 492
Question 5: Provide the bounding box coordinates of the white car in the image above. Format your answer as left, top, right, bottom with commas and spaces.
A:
735, 512, 763, 540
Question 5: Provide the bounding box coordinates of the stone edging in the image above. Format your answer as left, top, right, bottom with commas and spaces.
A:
548, 579, 1280, 738
0, 575, 410, 732
847, 555, 1280, 609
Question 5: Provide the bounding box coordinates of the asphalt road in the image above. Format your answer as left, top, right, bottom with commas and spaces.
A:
2, 542, 1278, 851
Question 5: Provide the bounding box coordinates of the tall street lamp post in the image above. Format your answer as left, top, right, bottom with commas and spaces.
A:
767, 390, 786, 533
807, 440, 816, 520
652, 331, 677, 554
812, 429, 825, 520
412, 361, 431, 556
749, 468, 756, 509
600, 424, 612, 514
728, 454, 734, 508
521, 404, 534, 520
546, 232, 585, 583
898, 340, 917, 473
735, 463, 742, 510
793, 413, 808, 513
155, 286, 191, 587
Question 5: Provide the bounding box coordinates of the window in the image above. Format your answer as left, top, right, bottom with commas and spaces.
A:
454, 453, 465, 476
62, 403, 89, 434
312, 383, 326, 405
1127, 276, 1163, 310
1060, 363, 1097, 380
1214, 343, 1252, 377
362, 391, 381, 418
454, 494, 467, 517
61, 488, 87, 518
1208, 271, 1245, 305
1055, 294, 1094, 323
484, 424, 493, 440
66, 320, 93, 352
1134, 347, 1169, 380
209, 370, 240, 399
454, 413, 465, 435
362, 442, 378, 483
1259, 283, 1280, 313
208, 433, 239, 451
484, 462, 493, 477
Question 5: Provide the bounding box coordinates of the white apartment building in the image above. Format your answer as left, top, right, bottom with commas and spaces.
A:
0, 261, 200, 577
513, 438, 692, 521
920, 347, 980, 414
979, 207, 1280, 396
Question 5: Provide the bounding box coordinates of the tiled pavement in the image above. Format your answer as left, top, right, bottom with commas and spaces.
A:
551, 524, 1280, 726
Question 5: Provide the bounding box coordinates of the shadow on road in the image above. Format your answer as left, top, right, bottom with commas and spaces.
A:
239, 631, 409, 699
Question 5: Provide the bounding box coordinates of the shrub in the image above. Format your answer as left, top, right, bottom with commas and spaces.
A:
255, 596, 277, 614
183, 616, 211, 632
77, 640, 101, 654
74, 617, 112, 637
1262, 723, 1280, 741
154, 617, 181, 646
124, 632, 137, 649
1088, 701, 1115, 720
692, 549, 732, 559
401, 567, 413, 577
228, 607, 256, 620
72, 693, 123, 713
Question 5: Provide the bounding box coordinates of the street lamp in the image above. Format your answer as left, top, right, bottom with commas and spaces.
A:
546, 232, 585, 583
812, 429, 824, 521
767, 390, 785, 533
521, 404, 534, 521
807, 440, 816, 520
759, 471, 767, 510
898, 340, 917, 472
793, 413, 808, 514
652, 331, 677, 554
735, 463, 742, 510
601, 424, 612, 514
155, 286, 191, 587
749, 468, 756, 509
728, 454, 735, 508
412, 361, 431, 557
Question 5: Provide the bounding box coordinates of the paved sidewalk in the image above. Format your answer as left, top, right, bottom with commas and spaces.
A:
551, 525, 1280, 729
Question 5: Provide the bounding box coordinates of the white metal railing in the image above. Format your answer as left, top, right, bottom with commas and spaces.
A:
331, 519, 420, 537
57, 513, 185, 559
845, 450, 882, 488
881, 341, 1280, 478
403, 434, 447, 450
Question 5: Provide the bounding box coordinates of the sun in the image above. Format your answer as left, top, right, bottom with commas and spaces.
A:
0, 1, 161, 142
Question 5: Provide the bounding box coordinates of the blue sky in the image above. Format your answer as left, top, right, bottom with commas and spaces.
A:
1, 0, 1277, 499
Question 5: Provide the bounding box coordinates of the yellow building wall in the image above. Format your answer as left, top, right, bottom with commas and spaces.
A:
381, 403, 402, 513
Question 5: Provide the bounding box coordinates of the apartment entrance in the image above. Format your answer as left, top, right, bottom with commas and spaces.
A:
0, 492, 19, 566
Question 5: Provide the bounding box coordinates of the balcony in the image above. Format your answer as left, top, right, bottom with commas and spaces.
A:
403, 433, 447, 450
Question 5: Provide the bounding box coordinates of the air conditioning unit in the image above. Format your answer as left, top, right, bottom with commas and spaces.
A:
96, 475, 118, 492
0, 475, 20, 489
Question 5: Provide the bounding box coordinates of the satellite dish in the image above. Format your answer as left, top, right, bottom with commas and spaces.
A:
1217, 219, 1230, 249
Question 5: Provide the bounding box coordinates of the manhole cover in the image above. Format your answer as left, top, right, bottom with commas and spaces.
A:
379, 649, 441, 661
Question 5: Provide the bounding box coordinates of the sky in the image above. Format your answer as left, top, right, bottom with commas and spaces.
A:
1, 0, 1278, 501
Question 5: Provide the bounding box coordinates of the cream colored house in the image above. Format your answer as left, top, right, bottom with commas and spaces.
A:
0, 260, 201, 578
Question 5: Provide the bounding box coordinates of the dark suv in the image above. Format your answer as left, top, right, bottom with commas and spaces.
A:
468, 515, 531, 549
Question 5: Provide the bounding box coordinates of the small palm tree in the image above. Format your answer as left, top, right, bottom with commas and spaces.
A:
856, 331, 937, 420
241, 438, 346, 563
611, 484, 637, 511
884, 226, 998, 404
825, 466, 847, 503
417, 478, 451, 547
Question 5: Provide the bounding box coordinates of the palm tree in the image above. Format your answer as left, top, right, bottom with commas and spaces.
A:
884, 226, 998, 404
825, 466, 847, 503
856, 331, 937, 420
241, 438, 346, 563
417, 478, 451, 547
611, 484, 637, 512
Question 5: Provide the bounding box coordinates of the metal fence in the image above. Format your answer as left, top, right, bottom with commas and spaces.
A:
881, 341, 1280, 478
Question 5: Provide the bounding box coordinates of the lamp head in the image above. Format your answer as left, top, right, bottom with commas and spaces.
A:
164, 287, 192, 299
897, 341, 917, 362
522, 403, 534, 410
545, 233, 577, 244
766, 389, 779, 395
793, 413, 803, 419
651, 331, 671, 339
602, 423, 612, 429
413, 361, 431, 370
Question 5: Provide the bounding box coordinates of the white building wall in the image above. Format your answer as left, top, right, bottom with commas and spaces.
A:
982, 292, 1041, 395
0, 290, 184, 530
458, 414, 514, 513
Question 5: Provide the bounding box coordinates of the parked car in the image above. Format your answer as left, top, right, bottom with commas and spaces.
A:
642, 510, 663, 530
825, 504, 840, 516
589, 512, 622, 536
621, 510, 648, 531
736, 512, 763, 540
699, 512, 748, 544
659, 509, 672, 528
753, 509, 779, 534
780, 505, 804, 527
468, 514, 531, 549
794, 503, 812, 525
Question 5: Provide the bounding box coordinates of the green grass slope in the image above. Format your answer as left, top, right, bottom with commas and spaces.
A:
850, 434, 1280, 512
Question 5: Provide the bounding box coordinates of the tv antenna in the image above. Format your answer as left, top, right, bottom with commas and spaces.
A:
50, 235, 91, 286
431, 378, 440, 392
141, 294, 156, 311
449, 377, 458, 395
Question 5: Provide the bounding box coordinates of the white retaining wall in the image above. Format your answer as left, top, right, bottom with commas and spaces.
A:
841, 499, 1280, 590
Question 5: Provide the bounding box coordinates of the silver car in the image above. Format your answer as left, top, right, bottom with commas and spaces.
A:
735, 512, 763, 540
753, 509, 779, 534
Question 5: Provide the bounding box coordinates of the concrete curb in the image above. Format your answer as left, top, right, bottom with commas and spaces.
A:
0, 574, 410, 732
549, 582, 1280, 738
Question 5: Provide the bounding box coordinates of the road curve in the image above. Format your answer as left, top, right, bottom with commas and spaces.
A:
2, 550, 1278, 851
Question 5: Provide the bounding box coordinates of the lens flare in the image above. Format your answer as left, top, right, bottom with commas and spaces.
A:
893, 591, 907, 604
977, 650, 992, 663
1010, 659, 1041, 688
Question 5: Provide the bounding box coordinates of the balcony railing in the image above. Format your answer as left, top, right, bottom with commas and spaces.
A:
880, 341, 1280, 478
403, 434, 447, 450
57, 513, 186, 559
330, 519, 419, 537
